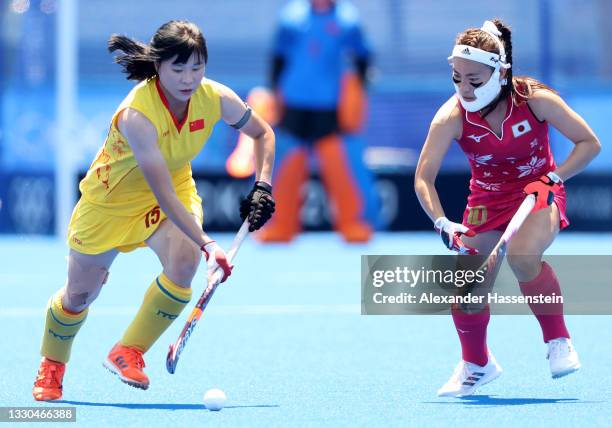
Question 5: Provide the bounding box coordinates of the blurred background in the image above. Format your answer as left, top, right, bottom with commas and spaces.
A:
1, 0, 611, 235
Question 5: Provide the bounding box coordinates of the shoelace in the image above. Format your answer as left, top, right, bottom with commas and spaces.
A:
121, 347, 146, 369
36, 363, 64, 388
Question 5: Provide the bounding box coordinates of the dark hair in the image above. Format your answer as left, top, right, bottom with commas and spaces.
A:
455, 18, 556, 116
108, 20, 208, 81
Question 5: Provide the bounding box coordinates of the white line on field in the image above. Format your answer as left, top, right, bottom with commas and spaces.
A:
0, 304, 360, 317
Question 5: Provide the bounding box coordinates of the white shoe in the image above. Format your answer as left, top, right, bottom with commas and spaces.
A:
547, 338, 580, 379
437, 352, 502, 397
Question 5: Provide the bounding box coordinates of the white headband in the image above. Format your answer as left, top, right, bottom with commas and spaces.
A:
448, 20, 511, 70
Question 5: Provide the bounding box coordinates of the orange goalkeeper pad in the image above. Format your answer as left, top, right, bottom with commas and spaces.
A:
338, 72, 367, 133
226, 87, 279, 178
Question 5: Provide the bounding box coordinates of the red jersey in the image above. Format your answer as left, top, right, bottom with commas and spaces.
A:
455, 95, 569, 232
458, 95, 555, 192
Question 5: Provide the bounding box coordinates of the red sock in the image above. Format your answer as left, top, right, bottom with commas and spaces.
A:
519, 262, 570, 343
451, 305, 490, 366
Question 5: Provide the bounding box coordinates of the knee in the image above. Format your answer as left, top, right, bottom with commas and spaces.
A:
506, 248, 542, 282
63, 254, 110, 312
64, 269, 109, 313
165, 245, 202, 286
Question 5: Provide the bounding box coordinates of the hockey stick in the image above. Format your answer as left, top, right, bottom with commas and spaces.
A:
458, 194, 536, 311
480, 194, 536, 275
166, 220, 250, 374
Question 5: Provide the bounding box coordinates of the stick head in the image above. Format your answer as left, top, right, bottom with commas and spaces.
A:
166, 343, 179, 374
165, 220, 250, 375
457, 242, 508, 313
479, 241, 507, 281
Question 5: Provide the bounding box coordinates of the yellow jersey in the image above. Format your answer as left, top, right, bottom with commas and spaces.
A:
79, 77, 222, 216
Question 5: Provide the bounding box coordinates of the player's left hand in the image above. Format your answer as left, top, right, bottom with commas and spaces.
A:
240, 181, 275, 231
523, 172, 562, 212
201, 241, 233, 283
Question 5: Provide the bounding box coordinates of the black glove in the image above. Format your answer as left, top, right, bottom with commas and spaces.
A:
240, 181, 275, 231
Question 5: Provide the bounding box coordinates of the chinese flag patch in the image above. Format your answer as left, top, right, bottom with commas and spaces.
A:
189, 118, 205, 132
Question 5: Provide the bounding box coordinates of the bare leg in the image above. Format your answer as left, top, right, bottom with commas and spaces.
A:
39, 248, 117, 365
63, 249, 118, 312
507, 204, 560, 281
145, 215, 203, 287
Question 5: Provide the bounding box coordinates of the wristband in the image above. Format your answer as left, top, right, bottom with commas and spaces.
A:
546, 171, 563, 184
200, 240, 216, 253
254, 181, 273, 193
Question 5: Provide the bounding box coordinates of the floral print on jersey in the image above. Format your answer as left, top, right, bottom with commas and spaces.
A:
475, 180, 501, 191
456, 95, 557, 194
516, 156, 546, 178
466, 153, 493, 165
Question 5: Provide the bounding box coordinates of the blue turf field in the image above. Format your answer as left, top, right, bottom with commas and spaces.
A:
1, 233, 611, 427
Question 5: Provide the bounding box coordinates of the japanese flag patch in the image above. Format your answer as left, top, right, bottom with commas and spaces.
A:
511, 120, 531, 138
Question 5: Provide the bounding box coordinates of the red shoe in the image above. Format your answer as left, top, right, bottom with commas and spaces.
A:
103, 343, 149, 390
33, 357, 65, 401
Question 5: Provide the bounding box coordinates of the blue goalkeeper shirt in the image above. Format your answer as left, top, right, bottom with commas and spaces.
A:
273, 0, 370, 110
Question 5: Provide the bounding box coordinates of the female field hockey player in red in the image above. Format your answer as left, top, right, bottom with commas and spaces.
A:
415, 19, 600, 397
32, 20, 276, 401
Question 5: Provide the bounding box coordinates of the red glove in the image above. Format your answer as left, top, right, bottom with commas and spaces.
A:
523, 172, 562, 212
434, 217, 478, 255
200, 241, 233, 283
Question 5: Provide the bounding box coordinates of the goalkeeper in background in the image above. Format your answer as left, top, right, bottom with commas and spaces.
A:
259, 0, 377, 242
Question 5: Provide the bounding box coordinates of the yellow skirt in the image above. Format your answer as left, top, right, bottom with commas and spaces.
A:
67, 190, 203, 255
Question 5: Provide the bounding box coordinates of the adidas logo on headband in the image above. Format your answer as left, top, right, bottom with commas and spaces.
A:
448, 20, 512, 71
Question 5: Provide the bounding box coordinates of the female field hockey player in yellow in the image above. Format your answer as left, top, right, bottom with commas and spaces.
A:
33, 21, 276, 401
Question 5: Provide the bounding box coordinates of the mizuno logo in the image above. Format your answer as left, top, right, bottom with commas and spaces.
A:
467, 133, 490, 143
461, 47, 470, 55
490, 56, 499, 63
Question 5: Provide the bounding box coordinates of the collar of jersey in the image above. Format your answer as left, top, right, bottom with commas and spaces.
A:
155, 78, 191, 133
463, 95, 513, 141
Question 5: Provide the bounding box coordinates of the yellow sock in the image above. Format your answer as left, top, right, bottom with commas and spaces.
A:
40, 290, 88, 363
120, 273, 192, 352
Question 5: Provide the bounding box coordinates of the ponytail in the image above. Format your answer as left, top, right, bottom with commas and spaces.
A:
478, 19, 513, 117
108, 35, 158, 81
491, 19, 558, 111
107, 22, 207, 82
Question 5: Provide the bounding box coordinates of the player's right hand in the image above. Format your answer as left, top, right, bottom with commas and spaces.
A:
433, 217, 478, 255
240, 181, 275, 232
201, 241, 233, 283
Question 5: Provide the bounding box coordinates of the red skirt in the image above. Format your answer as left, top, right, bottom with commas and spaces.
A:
461, 184, 569, 234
